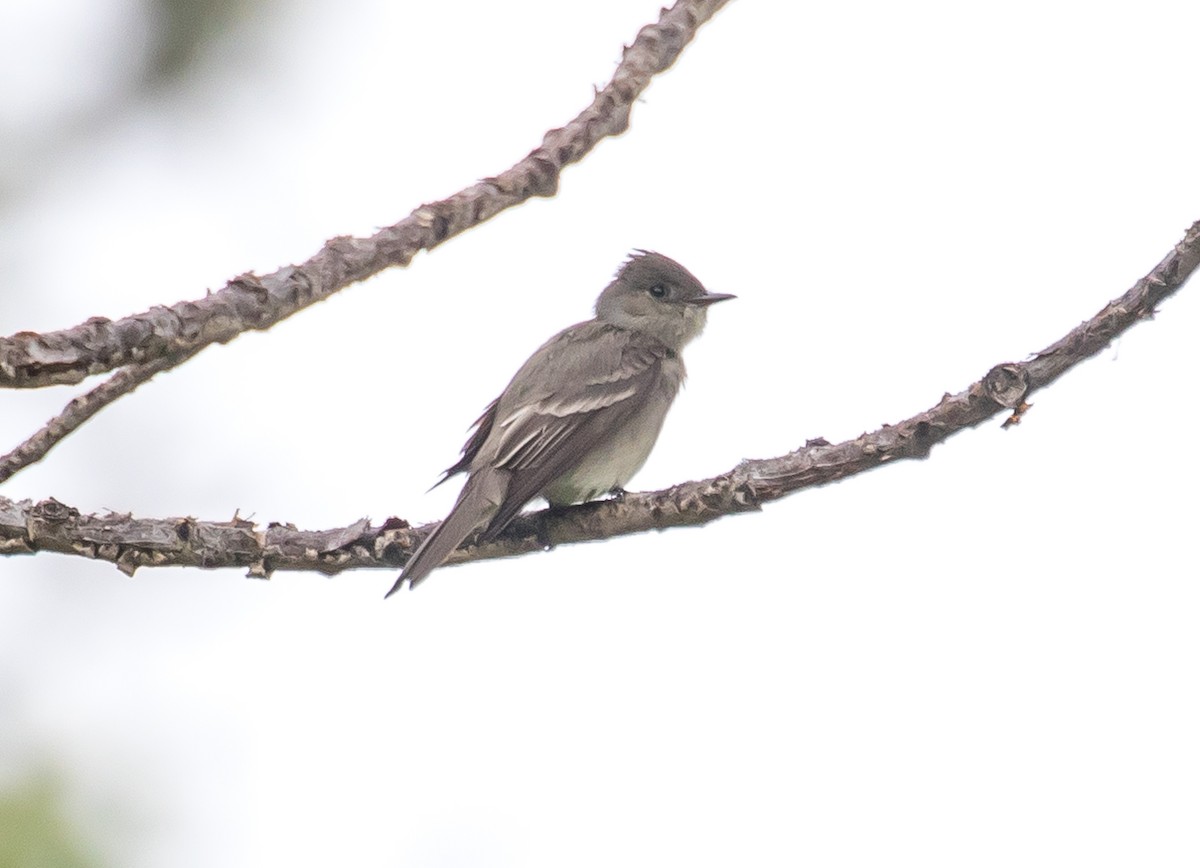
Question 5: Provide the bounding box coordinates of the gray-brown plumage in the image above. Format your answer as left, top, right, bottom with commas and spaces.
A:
387, 251, 733, 595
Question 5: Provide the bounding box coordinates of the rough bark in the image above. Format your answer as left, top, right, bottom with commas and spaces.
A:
0, 0, 731, 391
3, 220, 1194, 581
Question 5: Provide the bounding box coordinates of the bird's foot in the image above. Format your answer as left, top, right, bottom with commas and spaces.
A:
536, 506, 566, 551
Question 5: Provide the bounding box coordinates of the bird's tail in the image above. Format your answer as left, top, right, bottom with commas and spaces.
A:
385, 469, 506, 596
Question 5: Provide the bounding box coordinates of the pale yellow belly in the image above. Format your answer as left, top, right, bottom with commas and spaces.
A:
540, 392, 673, 506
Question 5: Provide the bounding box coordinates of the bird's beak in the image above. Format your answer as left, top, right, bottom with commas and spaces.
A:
687, 291, 737, 307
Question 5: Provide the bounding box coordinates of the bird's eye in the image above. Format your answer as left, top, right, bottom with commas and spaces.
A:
648, 283, 668, 299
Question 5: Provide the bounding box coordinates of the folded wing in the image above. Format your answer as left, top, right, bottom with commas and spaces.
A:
473, 322, 672, 538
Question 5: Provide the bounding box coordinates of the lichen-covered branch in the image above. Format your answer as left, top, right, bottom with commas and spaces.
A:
4, 220, 1196, 582
0, 0, 731, 391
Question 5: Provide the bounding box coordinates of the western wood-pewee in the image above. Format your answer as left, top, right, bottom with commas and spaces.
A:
387, 251, 733, 595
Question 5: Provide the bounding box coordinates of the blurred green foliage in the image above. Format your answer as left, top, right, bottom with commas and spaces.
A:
0, 772, 103, 868
0, 0, 272, 205
147, 0, 261, 85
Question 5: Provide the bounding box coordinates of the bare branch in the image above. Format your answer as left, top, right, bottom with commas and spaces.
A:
0, 0, 731, 391
0, 347, 203, 485
4, 220, 1196, 581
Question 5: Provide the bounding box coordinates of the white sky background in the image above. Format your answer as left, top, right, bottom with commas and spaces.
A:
1, 0, 1198, 865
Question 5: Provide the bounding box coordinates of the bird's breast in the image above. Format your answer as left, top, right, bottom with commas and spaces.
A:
541, 358, 684, 506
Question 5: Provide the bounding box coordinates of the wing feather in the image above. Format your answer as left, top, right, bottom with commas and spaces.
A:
480, 334, 670, 537
434, 322, 675, 539
431, 398, 498, 489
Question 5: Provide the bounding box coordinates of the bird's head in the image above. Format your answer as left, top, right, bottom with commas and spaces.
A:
594, 251, 734, 350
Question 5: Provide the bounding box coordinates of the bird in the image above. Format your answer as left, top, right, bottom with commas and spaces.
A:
386, 251, 734, 595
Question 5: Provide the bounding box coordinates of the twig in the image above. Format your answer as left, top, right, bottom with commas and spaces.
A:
0, 0, 731, 391
0, 347, 203, 485
3, 220, 1195, 580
